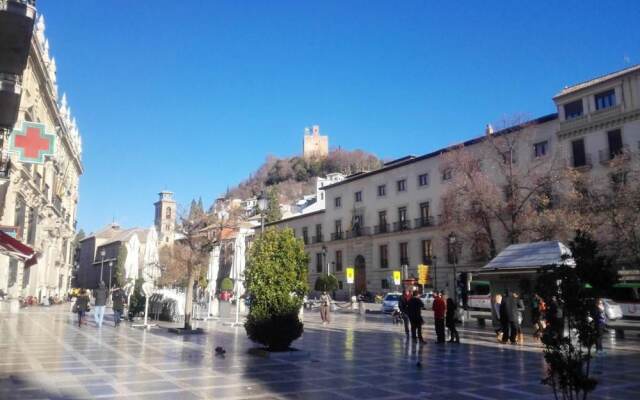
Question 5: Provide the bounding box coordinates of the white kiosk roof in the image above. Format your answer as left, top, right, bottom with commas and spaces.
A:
480, 241, 575, 272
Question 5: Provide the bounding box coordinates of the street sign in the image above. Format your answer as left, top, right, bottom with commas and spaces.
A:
392, 271, 401, 286
346, 267, 354, 284
10, 121, 55, 164
418, 264, 429, 285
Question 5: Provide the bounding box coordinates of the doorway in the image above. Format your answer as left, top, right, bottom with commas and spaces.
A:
355, 255, 366, 294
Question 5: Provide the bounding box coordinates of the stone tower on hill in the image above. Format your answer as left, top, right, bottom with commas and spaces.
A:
303, 125, 329, 159
154, 191, 176, 246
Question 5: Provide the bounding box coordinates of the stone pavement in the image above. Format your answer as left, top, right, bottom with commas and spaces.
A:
1, 304, 639, 399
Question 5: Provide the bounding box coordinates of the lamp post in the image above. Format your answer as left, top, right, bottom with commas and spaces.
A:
432, 255, 438, 291
108, 260, 114, 293
322, 245, 327, 276
448, 233, 457, 303
257, 191, 268, 233
99, 249, 106, 286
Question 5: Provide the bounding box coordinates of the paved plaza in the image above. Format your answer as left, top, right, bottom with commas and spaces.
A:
1, 304, 639, 400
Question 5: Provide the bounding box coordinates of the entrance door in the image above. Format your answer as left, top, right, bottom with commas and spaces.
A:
355, 255, 366, 294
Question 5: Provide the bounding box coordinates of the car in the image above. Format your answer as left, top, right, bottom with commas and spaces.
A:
603, 298, 623, 321
381, 292, 402, 314
420, 291, 435, 308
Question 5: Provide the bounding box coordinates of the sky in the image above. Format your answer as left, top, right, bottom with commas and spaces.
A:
37, 0, 640, 234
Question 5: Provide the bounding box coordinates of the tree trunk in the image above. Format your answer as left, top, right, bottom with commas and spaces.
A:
184, 261, 194, 330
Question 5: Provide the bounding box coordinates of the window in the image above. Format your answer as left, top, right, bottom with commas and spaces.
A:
14, 197, 26, 240
418, 202, 430, 226
564, 99, 583, 119
338, 280, 343, 290
335, 250, 343, 271
571, 138, 587, 167
533, 141, 548, 158
421, 240, 432, 264
418, 173, 429, 187
166, 207, 172, 218
355, 191, 362, 202
334, 197, 342, 208
381, 279, 390, 289
316, 253, 323, 273
302, 227, 309, 245
398, 207, 408, 229
378, 210, 387, 233
442, 168, 452, 181
397, 179, 406, 192
501, 149, 517, 164
27, 207, 37, 245
377, 184, 386, 197
314, 224, 323, 242
595, 89, 615, 110
607, 129, 623, 158
380, 245, 389, 268
399, 242, 409, 265
334, 219, 342, 239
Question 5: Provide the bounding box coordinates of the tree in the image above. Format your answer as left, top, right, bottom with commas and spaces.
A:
440, 119, 571, 257
244, 228, 309, 350
113, 245, 127, 288
569, 231, 617, 297
265, 187, 282, 223
314, 275, 338, 292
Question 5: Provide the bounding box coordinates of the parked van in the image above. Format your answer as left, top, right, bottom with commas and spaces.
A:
468, 280, 491, 310
610, 283, 640, 319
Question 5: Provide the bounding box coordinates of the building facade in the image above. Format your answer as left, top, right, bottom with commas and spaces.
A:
303, 125, 329, 159
154, 191, 176, 246
0, 15, 83, 299
269, 65, 640, 298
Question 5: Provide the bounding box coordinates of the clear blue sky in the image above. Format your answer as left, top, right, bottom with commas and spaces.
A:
38, 0, 640, 234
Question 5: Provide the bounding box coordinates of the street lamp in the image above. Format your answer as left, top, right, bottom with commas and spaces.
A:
432, 255, 438, 291
322, 245, 327, 276
257, 191, 268, 233
448, 232, 457, 303
99, 249, 106, 286
108, 260, 114, 293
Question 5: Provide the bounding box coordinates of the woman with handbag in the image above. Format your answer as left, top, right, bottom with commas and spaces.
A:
74, 289, 90, 327
446, 296, 460, 343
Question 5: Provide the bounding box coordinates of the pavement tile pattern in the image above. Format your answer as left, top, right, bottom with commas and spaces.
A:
1, 304, 639, 399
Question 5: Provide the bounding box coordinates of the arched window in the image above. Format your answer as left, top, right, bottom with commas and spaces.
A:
166, 207, 172, 219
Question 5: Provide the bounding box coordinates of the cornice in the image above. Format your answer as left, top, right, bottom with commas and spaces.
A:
557, 108, 640, 140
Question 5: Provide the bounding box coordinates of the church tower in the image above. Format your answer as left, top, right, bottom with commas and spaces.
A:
154, 191, 176, 245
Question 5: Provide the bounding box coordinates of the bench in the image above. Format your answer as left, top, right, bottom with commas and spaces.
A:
608, 322, 640, 339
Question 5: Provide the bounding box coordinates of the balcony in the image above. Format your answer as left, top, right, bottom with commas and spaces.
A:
400, 257, 410, 266
393, 220, 411, 232
414, 216, 435, 229
374, 224, 389, 234
569, 153, 592, 171
598, 145, 629, 165
312, 234, 324, 244
346, 226, 371, 239
331, 232, 344, 241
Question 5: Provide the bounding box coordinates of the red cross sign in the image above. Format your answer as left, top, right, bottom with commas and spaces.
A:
10, 121, 55, 164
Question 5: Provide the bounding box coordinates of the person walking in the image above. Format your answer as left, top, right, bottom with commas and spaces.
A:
93, 281, 108, 328
500, 291, 516, 344
492, 293, 503, 342
432, 291, 447, 344
513, 292, 525, 344
398, 289, 412, 337
74, 289, 90, 327
594, 298, 607, 355
319, 291, 332, 325
112, 287, 127, 327
532, 294, 546, 341
407, 290, 426, 343
446, 296, 460, 343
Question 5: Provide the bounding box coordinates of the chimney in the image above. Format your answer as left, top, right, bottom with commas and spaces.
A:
485, 124, 494, 136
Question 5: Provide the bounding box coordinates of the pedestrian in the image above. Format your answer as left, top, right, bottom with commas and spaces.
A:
93, 281, 108, 328
320, 291, 332, 324
407, 290, 426, 343
398, 289, 412, 336
432, 291, 446, 344
532, 294, 546, 341
500, 291, 517, 344
547, 295, 562, 339
594, 298, 607, 355
446, 295, 460, 343
492, 293, 503, 342
513, 292, 525, 344
74, 289, 90, 327
112, 287, 127, 327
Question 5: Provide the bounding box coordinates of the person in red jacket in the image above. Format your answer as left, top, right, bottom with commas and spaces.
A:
432, 291, 447, 343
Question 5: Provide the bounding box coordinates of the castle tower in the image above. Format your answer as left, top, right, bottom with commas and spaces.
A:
154, 191, 176, 245
302, 125, 329, 159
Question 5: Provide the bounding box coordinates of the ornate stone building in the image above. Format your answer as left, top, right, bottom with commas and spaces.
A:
302, 125, 329, 159
0, 14, 83, 299
154, 191, 176, 246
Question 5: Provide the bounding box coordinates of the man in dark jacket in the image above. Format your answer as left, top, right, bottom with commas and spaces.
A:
112, 287, 127, 327
398, 289, 412, 336
432, 291, 447, 343
406, 290, 426, 343
500, 291, 521, 344
93, 281, 108, 328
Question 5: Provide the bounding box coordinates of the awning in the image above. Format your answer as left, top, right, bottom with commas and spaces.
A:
0, 230, 37, 267
478, 241, 575, 274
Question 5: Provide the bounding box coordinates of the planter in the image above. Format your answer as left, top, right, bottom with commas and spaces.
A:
219, 300, 231, 318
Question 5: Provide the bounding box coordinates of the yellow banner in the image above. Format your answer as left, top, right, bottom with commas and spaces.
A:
393, 270, 401, 285
346, 267, 354, 284
418, 264, 429, 285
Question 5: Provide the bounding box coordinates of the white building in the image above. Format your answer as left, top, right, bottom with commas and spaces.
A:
268, 65, 640, 298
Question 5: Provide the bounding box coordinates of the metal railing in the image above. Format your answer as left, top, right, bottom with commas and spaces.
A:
414, 216, 434, 228
598, 145, 628, 164
312, 235, 324, 244
569, 153, 592, 169
374, 224, 389, 234
392, 220, 411, 232
346, 227, 371, 239
331, 232, 343, 241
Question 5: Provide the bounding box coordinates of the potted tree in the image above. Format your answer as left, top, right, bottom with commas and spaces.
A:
218, 277, 234, 317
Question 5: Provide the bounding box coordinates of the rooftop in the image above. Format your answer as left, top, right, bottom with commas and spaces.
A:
554, 64, 640, 98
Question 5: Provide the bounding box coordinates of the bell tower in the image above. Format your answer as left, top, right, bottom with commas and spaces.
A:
154, 191, 176, 245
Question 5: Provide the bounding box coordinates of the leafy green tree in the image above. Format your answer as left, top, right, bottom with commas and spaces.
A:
114, 246, 127, 288
128, 278, 146, 318
569, 231, 618, 297
314, 275, 338, 292
265, 187, 282, 223
220, 277, 234, 292
244, 228, 308, 350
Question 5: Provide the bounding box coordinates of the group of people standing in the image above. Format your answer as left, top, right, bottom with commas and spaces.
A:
72, 281, 127, 328
398, 289, 461, 344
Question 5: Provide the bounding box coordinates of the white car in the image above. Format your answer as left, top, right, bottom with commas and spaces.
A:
381, 293, 402, 314
603, 298, 623, 321
420, 292, 435, 308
